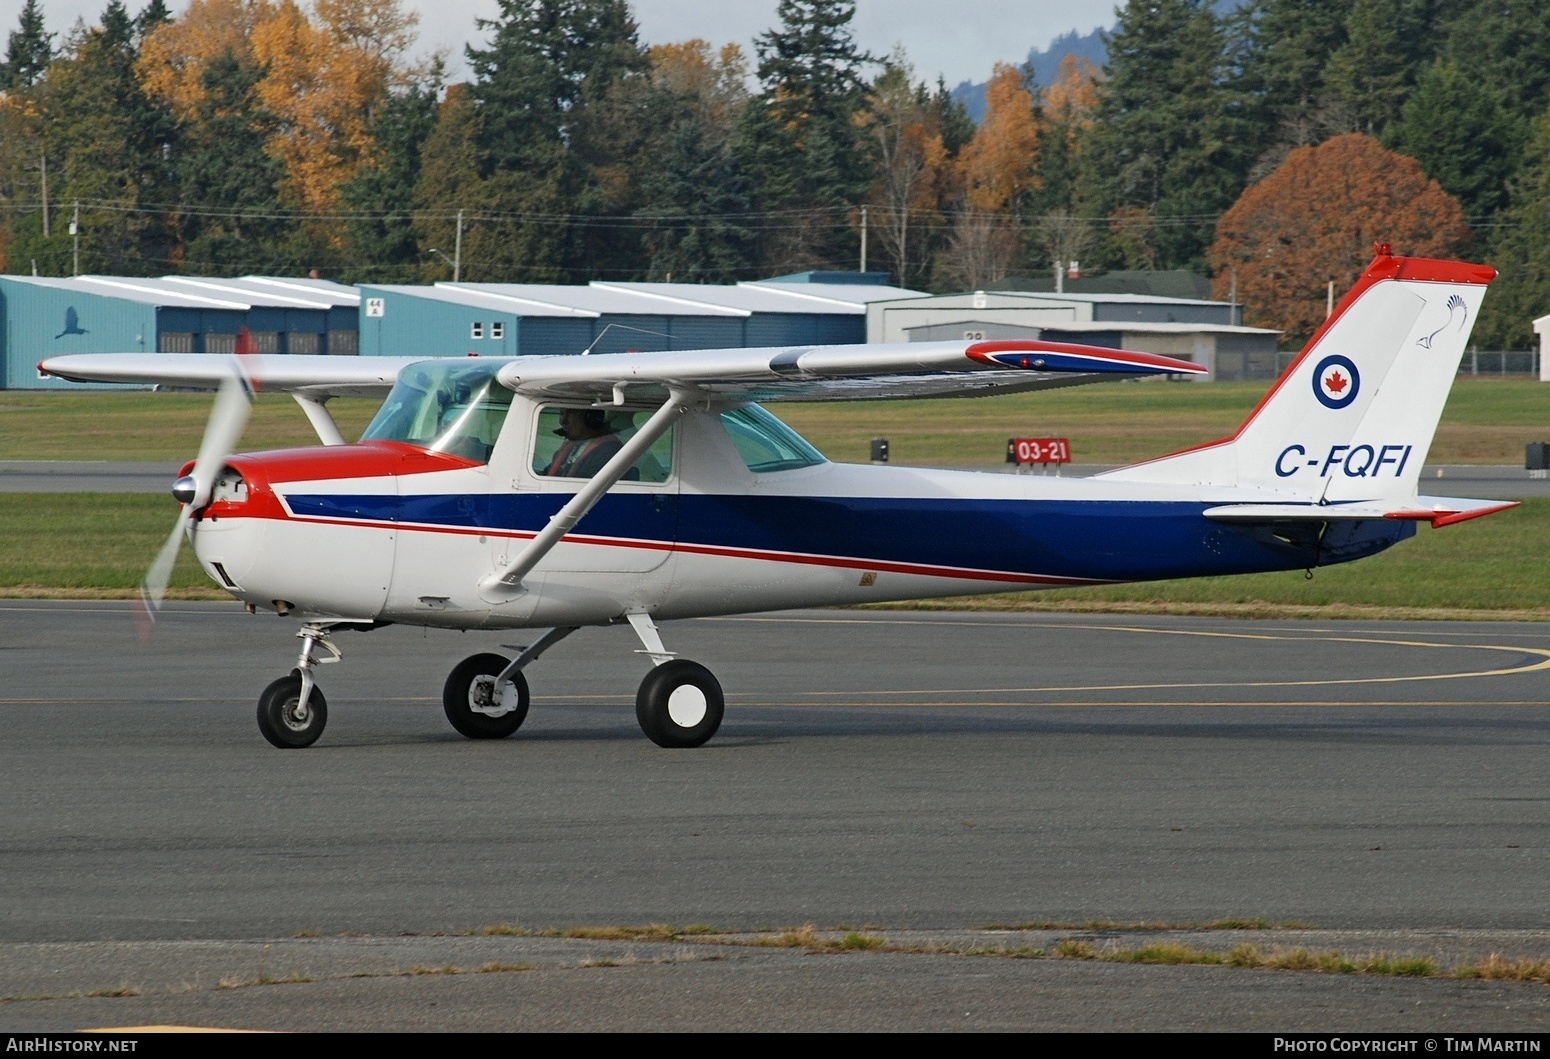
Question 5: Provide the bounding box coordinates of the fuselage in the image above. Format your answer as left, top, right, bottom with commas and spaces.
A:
186, 393, 1411, 629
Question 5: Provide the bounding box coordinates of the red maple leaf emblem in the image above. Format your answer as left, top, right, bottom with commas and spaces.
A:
1324, 370, 1348, 394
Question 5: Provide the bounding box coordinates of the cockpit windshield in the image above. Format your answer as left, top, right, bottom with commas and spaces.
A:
360, 360, 513, 465
719, 405, 827, 472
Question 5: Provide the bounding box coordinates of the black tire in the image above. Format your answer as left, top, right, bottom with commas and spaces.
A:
635, 660, 723, 748
443, 653, 529, 739
257, 672, 327, 749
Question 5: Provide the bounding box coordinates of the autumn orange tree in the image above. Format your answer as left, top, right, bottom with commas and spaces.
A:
1208, 133, 1472, 342
941, 62, 1040, 289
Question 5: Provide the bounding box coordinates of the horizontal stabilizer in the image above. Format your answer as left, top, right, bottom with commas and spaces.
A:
1204, 496, 1518, 528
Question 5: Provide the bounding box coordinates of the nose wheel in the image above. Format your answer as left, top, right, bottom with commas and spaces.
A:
255, 621, 344, 749
257, 671, 328, 748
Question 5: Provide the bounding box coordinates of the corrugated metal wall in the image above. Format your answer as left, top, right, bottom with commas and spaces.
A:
2, 283, 157, 389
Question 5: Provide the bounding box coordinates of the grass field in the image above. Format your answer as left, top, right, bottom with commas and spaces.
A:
4, 376, 1547, 613
3, 375, 1548, 466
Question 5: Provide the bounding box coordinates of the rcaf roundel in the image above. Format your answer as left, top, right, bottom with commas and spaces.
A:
1312, 354, 1360, 410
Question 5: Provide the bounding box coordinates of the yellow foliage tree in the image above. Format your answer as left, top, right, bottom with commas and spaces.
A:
957, 63, 1040, 214
648, 39, 748, 139
136, 0, 274, 122
140, 0, 417, 225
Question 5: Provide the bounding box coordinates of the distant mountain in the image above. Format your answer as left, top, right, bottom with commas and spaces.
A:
947, 1, 1247, 123
949, 26, 1107, 123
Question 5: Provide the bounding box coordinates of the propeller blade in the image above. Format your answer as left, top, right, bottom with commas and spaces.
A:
187, 372, 254, 510
135, 366, 255, 638
135, 506, 194, 641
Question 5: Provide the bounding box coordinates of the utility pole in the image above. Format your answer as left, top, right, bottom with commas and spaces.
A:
454, 209, 463, 282
40, 152, 49, 237
859, 205, 867, 273
70, 201, 80, 275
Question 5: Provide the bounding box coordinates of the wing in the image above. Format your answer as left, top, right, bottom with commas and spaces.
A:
37, 353, 421, 399
40, 338, 1204, 404
495, 339, 1205, 402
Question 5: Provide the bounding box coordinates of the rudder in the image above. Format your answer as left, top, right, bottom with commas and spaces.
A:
1100, 248, 1496, 501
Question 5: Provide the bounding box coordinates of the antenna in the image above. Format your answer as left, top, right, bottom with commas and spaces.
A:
580, 323, 674, 356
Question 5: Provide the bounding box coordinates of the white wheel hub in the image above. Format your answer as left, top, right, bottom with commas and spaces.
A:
470, 675, 518, 717
666, 684, 708, 728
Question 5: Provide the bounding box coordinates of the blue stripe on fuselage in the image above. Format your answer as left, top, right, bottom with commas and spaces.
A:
278, 491, 1411, 581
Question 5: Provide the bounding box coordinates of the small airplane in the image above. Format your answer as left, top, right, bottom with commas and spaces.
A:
40, 248, 1513, 750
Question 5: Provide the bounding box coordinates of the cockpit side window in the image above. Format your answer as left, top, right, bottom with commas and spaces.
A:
360, 361, 514, 465
719, 405, 826, 473
531, 406, 674, 483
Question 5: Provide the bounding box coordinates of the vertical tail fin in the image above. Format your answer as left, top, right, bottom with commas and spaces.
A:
1100, 250, 1496, 500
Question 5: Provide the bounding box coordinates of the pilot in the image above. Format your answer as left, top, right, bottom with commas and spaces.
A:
544, 408, 623, 478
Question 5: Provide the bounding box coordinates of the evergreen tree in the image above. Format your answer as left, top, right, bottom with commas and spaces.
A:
1, 0, 53, 91
633, 41, 753, 283
135, 0, 172, 39
1472, 115, 1550, 350
175, 48, 289, 273
466, 0, 648, 280
5, 2, 178, 275
743, 0, 875, 272
1320, 0, 1428, 136
1385, 59, 1524, 225
339, 72, 442, 282
636, 104, 753, 283
1437, 0, 1550, 121
1082, 0, 1252, 270
1233, 0, 1353, 168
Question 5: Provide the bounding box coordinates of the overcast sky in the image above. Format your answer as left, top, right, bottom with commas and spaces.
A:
17, 0, 1119, 88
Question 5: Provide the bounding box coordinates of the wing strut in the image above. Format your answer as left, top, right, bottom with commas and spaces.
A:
291, 393, 348, 446
478, 390, 691, 602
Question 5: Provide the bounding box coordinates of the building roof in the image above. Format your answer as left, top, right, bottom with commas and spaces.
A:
0, 274, 359, 310
991, 269, 1214, 300
901, 319, 1279, 337
355, 279, 925, 318
761, 270, 895, 285
909, 289, 1227, 309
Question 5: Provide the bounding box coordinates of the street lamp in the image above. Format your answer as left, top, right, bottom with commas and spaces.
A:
426, 247, 458, 281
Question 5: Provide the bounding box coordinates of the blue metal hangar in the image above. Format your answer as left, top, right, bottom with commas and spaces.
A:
354, 277, 916, 357
2, 271, 917, 388
1, 274, 360, 389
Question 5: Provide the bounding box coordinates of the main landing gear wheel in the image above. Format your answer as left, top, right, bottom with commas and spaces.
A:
257, 671, 328, 749
636, 660, 723, 748
443, 653, 530, 739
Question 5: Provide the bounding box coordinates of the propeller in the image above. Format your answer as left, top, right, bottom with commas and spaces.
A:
134, 367, 255, 639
